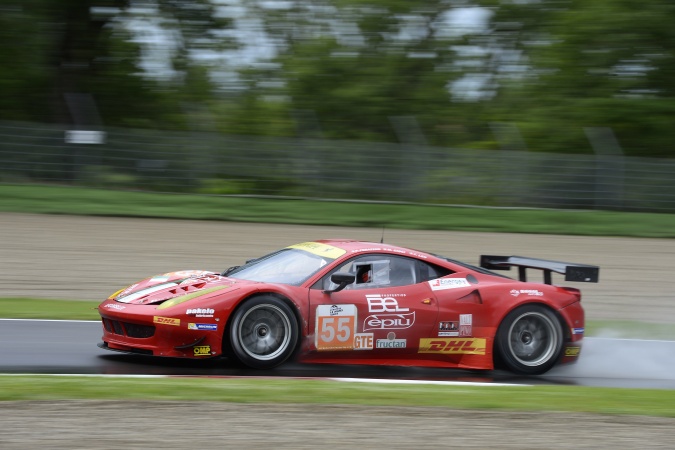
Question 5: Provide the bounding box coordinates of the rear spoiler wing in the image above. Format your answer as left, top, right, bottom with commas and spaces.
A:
479, 255, 599, 285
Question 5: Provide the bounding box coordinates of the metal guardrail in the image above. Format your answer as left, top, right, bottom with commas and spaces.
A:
2, 120, 675, 212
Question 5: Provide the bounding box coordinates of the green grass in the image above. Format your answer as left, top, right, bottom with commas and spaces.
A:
0, 298, 101, 320
0, 376, 674, 417
3, 184, 675, 237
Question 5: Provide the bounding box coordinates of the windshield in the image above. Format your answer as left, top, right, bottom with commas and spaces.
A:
226, 248, 334, 286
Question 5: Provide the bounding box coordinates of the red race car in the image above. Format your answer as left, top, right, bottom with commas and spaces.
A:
98, 240, 598, 375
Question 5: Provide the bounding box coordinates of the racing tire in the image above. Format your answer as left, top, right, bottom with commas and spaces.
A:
495, 304, 564, 375
228, 296, 299, 369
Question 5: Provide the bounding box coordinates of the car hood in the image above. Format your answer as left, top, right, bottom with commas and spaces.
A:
111, 270, 243, 305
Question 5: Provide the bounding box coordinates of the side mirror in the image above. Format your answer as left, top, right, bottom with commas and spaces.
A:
323, 272, 356, 294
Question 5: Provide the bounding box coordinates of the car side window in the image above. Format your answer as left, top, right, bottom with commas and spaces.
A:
321, 255, 421, 290
419, 262, 453, 282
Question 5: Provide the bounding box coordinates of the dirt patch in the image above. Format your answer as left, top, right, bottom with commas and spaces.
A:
1, 401, 674, 449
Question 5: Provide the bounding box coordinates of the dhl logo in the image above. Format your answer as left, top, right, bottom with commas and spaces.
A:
153, 316, 180, 326
418, 338, 486, 355
564, 346, 581, 357
193, 345, 211, 356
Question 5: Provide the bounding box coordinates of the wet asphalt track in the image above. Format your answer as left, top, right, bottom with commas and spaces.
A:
2, 319, 675, 389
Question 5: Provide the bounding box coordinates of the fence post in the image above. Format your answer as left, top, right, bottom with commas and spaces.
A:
584, 127, 624, 210
490, 122, 528, 206
389, 116, 428, 201
63, 93, 105, 184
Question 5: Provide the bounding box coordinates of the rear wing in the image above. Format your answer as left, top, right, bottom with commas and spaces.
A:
479, 255, 599, 285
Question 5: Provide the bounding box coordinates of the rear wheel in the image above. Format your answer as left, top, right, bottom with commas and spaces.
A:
495, 304, 563, 375
228, 296, 298, 369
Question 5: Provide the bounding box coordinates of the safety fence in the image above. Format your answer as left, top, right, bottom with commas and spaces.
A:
1, 120, 674, 212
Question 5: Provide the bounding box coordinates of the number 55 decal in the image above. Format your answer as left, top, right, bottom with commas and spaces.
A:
316, 304, 357, 351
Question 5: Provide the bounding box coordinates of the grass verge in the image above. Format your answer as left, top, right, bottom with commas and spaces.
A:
0, 298, 101, 321
3, 184, 675, 237
1, 376, 675, 417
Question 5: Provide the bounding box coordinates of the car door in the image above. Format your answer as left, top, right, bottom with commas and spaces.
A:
307, 254, 439, 357
419, 273, 489, 359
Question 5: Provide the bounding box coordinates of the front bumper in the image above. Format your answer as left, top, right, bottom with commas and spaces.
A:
99, 312, 223, 358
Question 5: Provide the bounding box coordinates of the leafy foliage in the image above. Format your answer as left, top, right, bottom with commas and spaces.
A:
2, 1, 675, 157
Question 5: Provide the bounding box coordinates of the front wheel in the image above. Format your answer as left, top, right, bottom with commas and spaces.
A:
228, 296, 299, 369
495, 304, 563, 375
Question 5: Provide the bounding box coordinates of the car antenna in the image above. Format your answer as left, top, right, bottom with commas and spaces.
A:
380, 226, 385, 244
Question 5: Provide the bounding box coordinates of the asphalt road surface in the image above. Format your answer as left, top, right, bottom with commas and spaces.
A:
2, 319, 675, 389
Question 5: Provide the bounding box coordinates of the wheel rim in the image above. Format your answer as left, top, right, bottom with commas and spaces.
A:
237, 304, 292, 361
507, 311, 559, 367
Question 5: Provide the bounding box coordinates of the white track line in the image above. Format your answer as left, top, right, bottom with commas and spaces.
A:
330, 377, 530, 387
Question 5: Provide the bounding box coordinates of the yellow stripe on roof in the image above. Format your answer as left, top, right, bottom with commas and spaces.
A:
287, 242, 346, 259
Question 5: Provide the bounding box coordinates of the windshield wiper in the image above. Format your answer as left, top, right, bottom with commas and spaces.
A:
220, 265, 240, 276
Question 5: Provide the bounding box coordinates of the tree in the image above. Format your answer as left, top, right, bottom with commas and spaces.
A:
0, 0, 224, 128
225, 1, 476, 144
474, 0, 675, 156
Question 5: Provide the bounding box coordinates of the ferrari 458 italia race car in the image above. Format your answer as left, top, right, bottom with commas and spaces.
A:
98, 240, 599, 375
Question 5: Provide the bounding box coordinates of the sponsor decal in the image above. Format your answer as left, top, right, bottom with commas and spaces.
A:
564, 346, 581, 357
156, 286, 230, 310
186, 308, 215, 317
572, 327, 585, 335
459, 314, 472, 337
193, 345, 211, 356
153, 316, 180, 326
350, 247, 383, 253
363, 312, 415, 331
354, 333, 374, 350
510, 289, 544, 297
179, 273, 221, 285
406, 251, 428, 259
429, 278, 471, 291
188, 323, 218, 331
316, 304, 357, 351
104, 303, 126, 311
376, 332, 406, 349
438, 321, 459, 337
418, 338, 487, 355
366, 294, 409, 313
